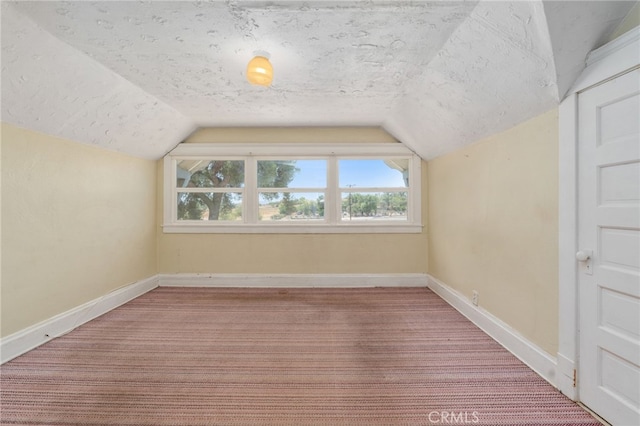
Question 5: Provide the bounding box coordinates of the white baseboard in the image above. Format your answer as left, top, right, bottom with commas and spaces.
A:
159, 273, 429, 288
427, 274, 557, 387
1, 275, 159, 364
6, 272, 557, 384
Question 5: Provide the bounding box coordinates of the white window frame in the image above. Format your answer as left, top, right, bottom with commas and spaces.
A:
163, 143, 422, 233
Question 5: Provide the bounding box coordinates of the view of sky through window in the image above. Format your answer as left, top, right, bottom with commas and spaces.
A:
263, 160, 327, 188
339, 159, 406, 188
258, 159, 408, 188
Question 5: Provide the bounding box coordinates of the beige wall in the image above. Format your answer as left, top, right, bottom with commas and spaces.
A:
427, 109, 559, 355
158, 127, 427, 274
158, 231, 427, 274
1, 123, 157, 337
2, 115, 560, 355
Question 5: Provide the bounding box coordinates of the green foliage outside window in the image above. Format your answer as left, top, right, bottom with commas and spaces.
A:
178, 160, 298, 220
342, 192, 407, 219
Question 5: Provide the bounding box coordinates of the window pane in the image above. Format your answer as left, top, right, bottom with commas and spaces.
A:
177, 192, 243, 221
259, 192, 325, 221
341, 192, 408, 221
177, 160, 244, 188
339, 159, 408, 188
258, 160, 326, 188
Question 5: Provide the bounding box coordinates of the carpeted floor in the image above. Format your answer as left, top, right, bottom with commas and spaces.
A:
1, 287, 602, 425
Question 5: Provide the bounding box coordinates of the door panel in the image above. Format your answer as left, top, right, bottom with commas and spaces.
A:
600, 287, 639, 340
598, 92, 639, 146
578, 68, 640, 426
600, 348, 640, 409
599, 161, 640, 204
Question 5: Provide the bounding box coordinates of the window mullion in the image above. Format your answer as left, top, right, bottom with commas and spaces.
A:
326, 156, 338, 224
166, 157, 178, 224
339, 187, 406, 193
177, 188, 240, 194
409, 156, 421, 224
244, 157, 258, 224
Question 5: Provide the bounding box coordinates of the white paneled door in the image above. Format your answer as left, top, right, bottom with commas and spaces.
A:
578, 68, 640, 426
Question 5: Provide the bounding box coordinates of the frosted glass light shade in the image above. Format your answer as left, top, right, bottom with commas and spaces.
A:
246, 56, 273, 86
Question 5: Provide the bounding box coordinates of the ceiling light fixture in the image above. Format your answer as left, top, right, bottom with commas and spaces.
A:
246, 55, 273, 87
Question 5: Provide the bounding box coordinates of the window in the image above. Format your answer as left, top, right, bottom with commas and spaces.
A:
176, 160, 244, 221
164, 143, 422, 233
339, 159, 409, 221
258, 160, 326, 222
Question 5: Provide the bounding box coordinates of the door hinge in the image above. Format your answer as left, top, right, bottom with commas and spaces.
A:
573, 369, 577, 388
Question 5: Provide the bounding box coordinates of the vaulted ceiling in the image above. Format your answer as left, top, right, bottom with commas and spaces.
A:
1, 1, 635, 160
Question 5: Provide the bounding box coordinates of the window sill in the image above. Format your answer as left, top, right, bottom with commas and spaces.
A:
162, 223, 423, 234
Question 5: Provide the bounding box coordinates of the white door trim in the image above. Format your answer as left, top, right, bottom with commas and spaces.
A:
571, 28, 640, 94
557, 26, 640, 401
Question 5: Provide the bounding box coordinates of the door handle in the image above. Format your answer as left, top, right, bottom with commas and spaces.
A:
576, 250, 593, 275
576, 250, 592, 261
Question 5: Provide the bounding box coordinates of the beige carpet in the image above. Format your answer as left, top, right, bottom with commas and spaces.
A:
1, 287, 601, 425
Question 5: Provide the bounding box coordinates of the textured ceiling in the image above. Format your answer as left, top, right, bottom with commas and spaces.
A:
1, 1, 635, 159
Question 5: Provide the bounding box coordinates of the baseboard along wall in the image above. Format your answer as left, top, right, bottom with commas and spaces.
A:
2, 271, 558, 392
0, 276, 159, 364
427, 274, 558, 388
157, 273, 429, 288
0, 273, 427, 364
